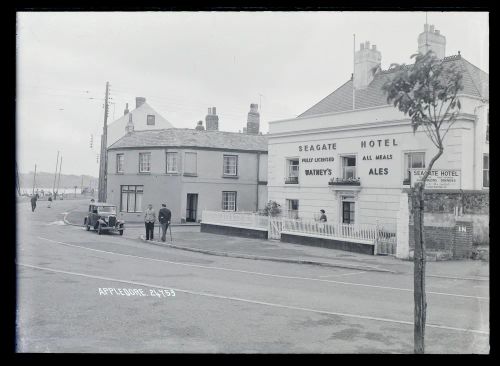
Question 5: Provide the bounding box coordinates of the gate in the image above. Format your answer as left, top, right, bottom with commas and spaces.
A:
376, 229, 397, 256
268, 216, 283, 240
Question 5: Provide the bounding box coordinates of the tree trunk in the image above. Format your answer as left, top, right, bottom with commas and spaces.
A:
413, 182, 426, 353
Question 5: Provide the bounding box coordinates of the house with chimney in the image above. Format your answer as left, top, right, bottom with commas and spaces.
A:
106, 97, 174, 148
267, 24, 488, 256
106, 104, 268, 223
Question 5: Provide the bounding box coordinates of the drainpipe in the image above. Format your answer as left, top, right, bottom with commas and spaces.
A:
473, 103, 485, 189
256, 152, 260, 212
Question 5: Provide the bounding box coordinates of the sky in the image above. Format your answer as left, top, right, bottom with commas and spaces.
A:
16, 11, 489, 177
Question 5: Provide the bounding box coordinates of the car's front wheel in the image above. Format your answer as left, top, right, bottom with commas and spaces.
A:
84, 218, 90, 231
119, 230, 124, 236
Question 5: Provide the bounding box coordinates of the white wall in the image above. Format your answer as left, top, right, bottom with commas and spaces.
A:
107, 103, 173, 147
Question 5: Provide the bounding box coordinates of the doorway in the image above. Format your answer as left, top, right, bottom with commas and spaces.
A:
186, 194, 198, 222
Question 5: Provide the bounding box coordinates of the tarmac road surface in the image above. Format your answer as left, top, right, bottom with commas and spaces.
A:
16, 199, 489, 353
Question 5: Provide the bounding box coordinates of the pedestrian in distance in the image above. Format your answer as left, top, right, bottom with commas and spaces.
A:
319, 209, 327, 222
158, 203, 172, 242
30, 194, 38, 212
144, 204, 156, 241
47, 195, 52, 208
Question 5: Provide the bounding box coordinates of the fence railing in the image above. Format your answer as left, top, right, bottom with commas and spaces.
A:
202, 210, 397, 249
282, 218, 378, 243
202, 210, 268, 229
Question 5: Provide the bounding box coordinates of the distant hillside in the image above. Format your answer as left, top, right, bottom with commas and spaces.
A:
19, 171, 98, 190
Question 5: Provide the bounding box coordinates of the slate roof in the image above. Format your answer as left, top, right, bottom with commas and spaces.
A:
298, 55, 489, 118
108, 128, 268, 152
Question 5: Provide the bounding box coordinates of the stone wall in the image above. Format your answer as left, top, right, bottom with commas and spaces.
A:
406, 189, 488, 258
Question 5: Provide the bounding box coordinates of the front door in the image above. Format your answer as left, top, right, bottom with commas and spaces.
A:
342, 201, 355, 224
186, 194, 198, 222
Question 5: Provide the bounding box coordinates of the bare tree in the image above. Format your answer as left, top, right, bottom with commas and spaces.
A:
379, 51, 463, 353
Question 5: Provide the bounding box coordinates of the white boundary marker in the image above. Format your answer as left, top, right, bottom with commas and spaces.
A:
34, 236, 488, 301
17, 262, 489, 336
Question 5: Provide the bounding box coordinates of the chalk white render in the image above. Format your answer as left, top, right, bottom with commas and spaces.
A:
106, 97, 174, 148
267, 25, 489, 232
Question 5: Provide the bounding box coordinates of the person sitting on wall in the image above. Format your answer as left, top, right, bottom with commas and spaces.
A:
158, 203, 172, 242
144, 204, 156, 241
319, 209, 327, 222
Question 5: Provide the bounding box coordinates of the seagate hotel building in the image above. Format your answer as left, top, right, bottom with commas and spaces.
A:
267, 24, 489, 230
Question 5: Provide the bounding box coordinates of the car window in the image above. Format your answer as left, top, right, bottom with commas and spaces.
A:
98, 206, 117, 214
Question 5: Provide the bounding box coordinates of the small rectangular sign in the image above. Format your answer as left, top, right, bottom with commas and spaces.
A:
411, 169, 461, 189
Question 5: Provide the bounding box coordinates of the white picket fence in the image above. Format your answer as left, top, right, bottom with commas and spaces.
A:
201, 210, 393, 249
281, 218, 378, 243
201, 210, 268, 230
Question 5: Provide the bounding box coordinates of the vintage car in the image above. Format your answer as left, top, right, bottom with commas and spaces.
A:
84, 203, 124, 235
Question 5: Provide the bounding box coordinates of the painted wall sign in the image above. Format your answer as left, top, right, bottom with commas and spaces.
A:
411, 169, 461, 189
299, 143, 336, 152
361, 139, 398, 148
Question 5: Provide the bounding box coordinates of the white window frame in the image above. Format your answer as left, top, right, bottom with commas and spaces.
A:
286, 199, 299, 219
285, 157, 299, 184
340, 154, 357, 180
340, 195, 357, 225
120, 185, 144, 213
116, 154, 124, 173
222, 191, 237, 211
139, 152, 151, 173
403, 151, 426, 185
146, 114, 155, 126
166, 152, 178, 173
483, 153, 489, 188
223, 155, 238, 176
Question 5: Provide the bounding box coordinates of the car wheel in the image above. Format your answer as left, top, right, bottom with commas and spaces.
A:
98, 223, 102, 235
119, 230, 124, 236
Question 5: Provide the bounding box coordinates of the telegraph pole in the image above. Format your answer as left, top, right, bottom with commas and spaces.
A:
98, 81, 110, 202
52, 151, 59, 196
81, 175, 84, 196
32, 164, 37, 195
56, 156, 63, 197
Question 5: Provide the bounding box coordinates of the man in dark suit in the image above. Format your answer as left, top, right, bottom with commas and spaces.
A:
158, 203, 172, 242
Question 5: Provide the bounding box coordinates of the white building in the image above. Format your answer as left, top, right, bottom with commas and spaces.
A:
106, 97, 174, 147
267, 25, 489, 230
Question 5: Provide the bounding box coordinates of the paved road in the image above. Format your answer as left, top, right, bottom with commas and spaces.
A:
16, 199, 489, 353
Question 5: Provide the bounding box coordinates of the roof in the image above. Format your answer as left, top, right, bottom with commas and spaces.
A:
108, 128, 268, 152
107, 102, 174, 129
298, 55, 489, 118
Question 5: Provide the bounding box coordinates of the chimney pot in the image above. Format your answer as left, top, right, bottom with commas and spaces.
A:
365, 41, 370, 49
135, 97, 146, 109
435, 29, 440, 35
212, 107, 216, 115
205, 106, 219, 131
429, 24, 435, 33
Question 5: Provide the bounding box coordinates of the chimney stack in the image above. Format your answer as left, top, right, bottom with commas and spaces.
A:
246, 103, 260, 135
125, 113, 134, 133
418, 24, 446, 59
135, 97, 146, 109
124, 103, 129, 116
195, 120, 205, 131
353, 40, 381, 90
205, 107, 219, 131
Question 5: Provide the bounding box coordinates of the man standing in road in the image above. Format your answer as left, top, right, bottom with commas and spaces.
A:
144, 204, 156, 241
30, 194, 38, 212
158, 203, 171, 242
47, 195, 52, 208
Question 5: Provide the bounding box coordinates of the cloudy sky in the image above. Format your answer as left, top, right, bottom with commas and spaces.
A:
16, 11, 488, 178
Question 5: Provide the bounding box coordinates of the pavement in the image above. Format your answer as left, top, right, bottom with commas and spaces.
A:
65, 206, 489, 280
16, 199, 489, 353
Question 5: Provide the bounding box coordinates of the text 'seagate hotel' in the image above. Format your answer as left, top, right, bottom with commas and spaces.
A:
267, 24, 489, 231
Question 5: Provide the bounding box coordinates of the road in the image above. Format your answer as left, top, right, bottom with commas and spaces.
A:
16, 199, 489, 353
